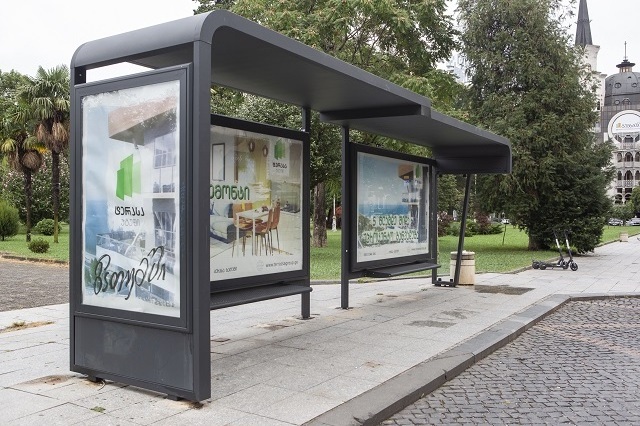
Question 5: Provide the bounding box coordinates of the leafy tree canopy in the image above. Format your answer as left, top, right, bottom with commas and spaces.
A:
629, 186, 640, 216
195, 0, 462, 245
458, 0, 614, 252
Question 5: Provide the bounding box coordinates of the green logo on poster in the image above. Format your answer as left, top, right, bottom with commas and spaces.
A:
116, 154, 141, 200
274, 139, 285, 160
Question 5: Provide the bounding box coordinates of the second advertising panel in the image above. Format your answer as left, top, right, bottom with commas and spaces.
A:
209, 124, 303, 281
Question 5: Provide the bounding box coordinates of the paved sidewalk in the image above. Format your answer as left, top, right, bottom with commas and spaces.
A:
1, 238, 639, 425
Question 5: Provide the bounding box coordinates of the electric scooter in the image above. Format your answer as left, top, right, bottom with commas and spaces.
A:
532, 230, 567, 270
562, 229, 578, 271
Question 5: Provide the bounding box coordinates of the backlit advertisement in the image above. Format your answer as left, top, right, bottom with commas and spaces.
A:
81, 80, 181, 317
356, 151, 429, 263
209, 125, 303, 281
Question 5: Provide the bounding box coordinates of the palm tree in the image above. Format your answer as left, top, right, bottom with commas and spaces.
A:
18, 65, 70, 243
1, 102, 44, 242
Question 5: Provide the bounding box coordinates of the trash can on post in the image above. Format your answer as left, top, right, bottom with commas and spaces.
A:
450, 251, 475, 285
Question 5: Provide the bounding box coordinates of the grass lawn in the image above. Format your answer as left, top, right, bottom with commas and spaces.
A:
310, 225, 640, 280
2, 223, 638, 280
0, 224, 70, 262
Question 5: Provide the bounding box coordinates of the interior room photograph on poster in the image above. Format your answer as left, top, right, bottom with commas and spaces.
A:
356, 151, 430, 263
81, 80, 181, 317
209, 125, 303, 281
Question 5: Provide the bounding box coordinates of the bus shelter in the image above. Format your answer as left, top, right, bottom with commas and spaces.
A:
70, 10, 511, 401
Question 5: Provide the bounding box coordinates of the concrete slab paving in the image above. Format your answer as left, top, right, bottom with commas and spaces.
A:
1, 238, 640, 424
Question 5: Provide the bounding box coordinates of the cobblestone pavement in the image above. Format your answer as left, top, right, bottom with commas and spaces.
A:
0, 258, 68, 311
382, 297, 640, 425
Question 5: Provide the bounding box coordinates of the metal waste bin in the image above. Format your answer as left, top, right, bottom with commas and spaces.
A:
450, 251, 475, 285
620, 232, 629, 242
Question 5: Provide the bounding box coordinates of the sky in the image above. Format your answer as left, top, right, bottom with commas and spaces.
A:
575, 0, 640, 74
0, 0, 638, 80
0, 0, 195, 81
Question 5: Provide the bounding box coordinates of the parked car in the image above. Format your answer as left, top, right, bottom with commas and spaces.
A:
628, 217, 640, 226
608, 218, 624, 226
501, 218, 510, 224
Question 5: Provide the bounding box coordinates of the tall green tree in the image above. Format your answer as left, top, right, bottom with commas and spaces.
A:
629, 186, 640, 217
1, 153, 70, 225
195, 0, 459, 246
17, 65, 70, 243
0, 70, 44, 242
458, 0, 614, 253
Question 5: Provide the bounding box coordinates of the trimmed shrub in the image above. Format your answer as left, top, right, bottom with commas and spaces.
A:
34, 218, 60, 236
0, 200, 20, 241
446, 220, 476, 237
28, 238, 50, 253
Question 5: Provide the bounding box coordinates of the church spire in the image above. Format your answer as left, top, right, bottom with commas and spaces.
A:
575, 0, 593, 47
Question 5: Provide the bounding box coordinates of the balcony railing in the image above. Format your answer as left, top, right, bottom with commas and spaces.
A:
617, 180, 636, 188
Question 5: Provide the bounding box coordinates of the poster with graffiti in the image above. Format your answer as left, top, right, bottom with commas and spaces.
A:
356, 151, 429, 263
209, 125, 303, 281
81, 80, 181, 317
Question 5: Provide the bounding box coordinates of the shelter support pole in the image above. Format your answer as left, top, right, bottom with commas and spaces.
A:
301, 107, 312, 319
432, 172, 440, 284
340, 126, 350, 309
453, 174, 472, 286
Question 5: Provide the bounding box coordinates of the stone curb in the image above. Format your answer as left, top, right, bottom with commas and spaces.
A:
0, 253, 68, 265
304, 292, 640, 426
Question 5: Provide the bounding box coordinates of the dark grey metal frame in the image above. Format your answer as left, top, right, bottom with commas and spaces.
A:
347, 143, 437, 272
70, 9, 512, 402
71, 65, 190, 330
70, 65, 211, 400
340, 139, 439, 308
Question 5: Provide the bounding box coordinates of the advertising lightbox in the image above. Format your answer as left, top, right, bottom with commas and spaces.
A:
351, 144, 433, 271
209, 115, 309, 291
77, 68, 187, 326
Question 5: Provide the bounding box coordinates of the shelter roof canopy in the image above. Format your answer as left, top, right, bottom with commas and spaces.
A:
72, 10, 510, 174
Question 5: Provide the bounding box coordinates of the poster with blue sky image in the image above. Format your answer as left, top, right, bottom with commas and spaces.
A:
356, 151, 429, 263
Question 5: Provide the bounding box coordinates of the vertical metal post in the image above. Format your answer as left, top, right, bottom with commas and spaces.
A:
193, 40, 213, 400
340, 126, 350, 309
432, 170, 439, 284
69, 65, 85, 372
453, 174, 472, 286
301, 107, 311, 318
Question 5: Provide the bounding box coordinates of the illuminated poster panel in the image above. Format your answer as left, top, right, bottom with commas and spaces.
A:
356, 148, 430, 264
81, 79, 181, 318
209, 124, 304, 281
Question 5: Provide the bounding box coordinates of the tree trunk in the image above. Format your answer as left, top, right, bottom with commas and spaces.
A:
52, 150, 60, 243
528, 234, 541, 250
312, 182, 327, 247
24, 170, 32, 242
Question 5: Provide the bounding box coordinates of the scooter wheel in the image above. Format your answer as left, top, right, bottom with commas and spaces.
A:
532, 262, 539, 269
540, 264, 546, 270
570, 262, 578, 271
562, 262, 569, 270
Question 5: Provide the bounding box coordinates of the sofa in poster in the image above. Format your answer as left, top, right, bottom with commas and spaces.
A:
208, 125, 303, 281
